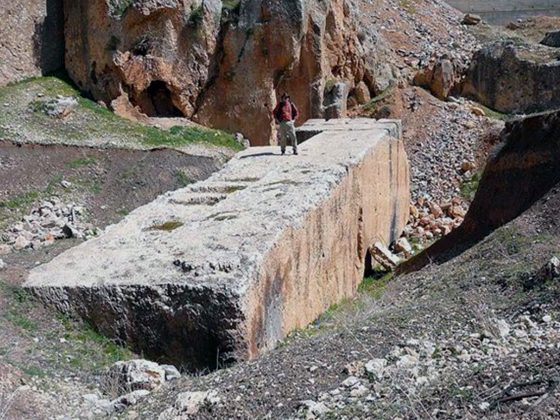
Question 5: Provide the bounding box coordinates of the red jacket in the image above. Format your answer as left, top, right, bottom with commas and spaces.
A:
273, 100, 299, 123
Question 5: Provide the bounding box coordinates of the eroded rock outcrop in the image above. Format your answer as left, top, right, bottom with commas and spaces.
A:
63, 0, 391, 144
413, 55, 464, 100
462, 41, 560, 114
25, 119, 409, 370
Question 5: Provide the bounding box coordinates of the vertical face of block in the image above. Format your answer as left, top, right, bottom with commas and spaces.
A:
25, 119, 409, 371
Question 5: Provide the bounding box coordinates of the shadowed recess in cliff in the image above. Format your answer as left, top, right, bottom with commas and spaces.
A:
132, 81, 185, 118
31, 0, 65, 75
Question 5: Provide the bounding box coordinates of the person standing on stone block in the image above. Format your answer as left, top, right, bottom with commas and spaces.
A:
273, 93, 299, 155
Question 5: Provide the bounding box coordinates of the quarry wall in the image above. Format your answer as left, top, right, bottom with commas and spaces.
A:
445, 0, 560, 24
0, 0, 65, 86
25, 119, 410, 371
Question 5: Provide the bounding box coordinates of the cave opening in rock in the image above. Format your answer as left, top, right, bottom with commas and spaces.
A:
134, 81, 184, 118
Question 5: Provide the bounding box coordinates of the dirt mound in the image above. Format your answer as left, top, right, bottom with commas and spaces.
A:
400, 110, 560, 273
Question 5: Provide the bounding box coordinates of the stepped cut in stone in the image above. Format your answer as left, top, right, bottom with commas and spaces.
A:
25, 119, 410, 371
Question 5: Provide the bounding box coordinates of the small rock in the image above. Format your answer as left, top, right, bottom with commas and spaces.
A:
471, 106, 485, 117
496, 319, 510, 338
350, 385, 369, 398
301, 400, 329, 417
370, 242, 401, 270
160, 365, 181, 382
13, 236, 30, 251
396, 354, 419, 369
364, 358, 387, 379
541, 30, 560, 48
175, 390, 219, 415
342, 376, 360, 388
111, 390, 150, 412
429, 203, 443, 218
0, 259, 6, 271
61, 180, 73, 189
462, 13, 482, 25
107, 359, 166, 392
395, 237, 413, 255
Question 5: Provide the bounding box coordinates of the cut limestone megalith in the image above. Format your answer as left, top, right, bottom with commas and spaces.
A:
25, 119, 410, 370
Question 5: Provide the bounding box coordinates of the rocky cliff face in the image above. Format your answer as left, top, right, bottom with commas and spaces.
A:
462, 40, 560, 114
63, 0, 391, 145
0, 0, 65, 85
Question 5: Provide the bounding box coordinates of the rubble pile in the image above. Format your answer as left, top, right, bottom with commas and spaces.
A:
405, 196, 467, 242
0, 198, 98, 255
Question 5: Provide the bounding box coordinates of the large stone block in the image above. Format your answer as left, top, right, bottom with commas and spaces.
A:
25, 119, 410, 370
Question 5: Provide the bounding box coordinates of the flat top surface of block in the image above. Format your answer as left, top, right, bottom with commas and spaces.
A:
27, 120, 399, 292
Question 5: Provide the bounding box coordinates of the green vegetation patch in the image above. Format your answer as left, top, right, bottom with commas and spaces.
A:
0, 190, 40, 210
148, 221, 184, 232
68, 157, 98, 168
108, 0, 134, 19
0, 73, 242, 152
222, 0, 241, 13
459, 168, 484, 202
358, 272, 393, 298
363, 84, 394, 111
176, 171, 195, 187
477, 104, 512, 121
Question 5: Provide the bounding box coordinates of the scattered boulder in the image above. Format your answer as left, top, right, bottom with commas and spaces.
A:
1, 199, 97, 253
0, 259, 6, 271
364, 358, 387, 379
111, 390, 151, 413
41, 96, 79, 119
13, 236, 30, 251
107, 360, 169, 392
370, 242, 401, 271
395, 237, 413, 256
300, 400, 330, 417
541, 31, 560, 48
430, 203, 443, 218
160, 365, 181, 382
158, 390, 220, 418
413, 57, 461, 100
462, 13, 482, 26
470, 106, 485, 117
